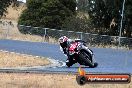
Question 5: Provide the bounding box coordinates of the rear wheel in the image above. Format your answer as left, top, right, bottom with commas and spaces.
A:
93, 62, 98, 67
79, 51, 94, 67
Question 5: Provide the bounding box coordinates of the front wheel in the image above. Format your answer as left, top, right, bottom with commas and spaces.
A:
79, 51, 95, 68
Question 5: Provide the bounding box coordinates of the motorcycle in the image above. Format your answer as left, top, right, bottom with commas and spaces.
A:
66, 41, 98, 68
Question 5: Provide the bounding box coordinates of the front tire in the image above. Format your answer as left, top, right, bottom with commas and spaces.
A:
79, 51, 94, 67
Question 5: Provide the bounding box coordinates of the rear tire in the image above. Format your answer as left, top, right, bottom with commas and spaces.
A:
93, 62, 98, 68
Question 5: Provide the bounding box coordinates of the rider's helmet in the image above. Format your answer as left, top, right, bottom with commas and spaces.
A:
59, 36, 68, 44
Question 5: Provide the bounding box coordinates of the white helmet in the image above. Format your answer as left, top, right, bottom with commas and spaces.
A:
59, 36, 68, 43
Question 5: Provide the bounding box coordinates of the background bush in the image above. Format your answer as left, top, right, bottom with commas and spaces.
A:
18, 0, 76, 32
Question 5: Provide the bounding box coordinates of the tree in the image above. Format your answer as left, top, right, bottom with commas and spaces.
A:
125, 0, 132, 37
18, 0, 76, 30
61, 14, 92, 32
77, 0, 89, 12
0, 0, 17, 18
77, 0, 132, 37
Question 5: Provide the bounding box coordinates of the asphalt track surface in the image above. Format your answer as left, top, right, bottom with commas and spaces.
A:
0, 39, 132, 74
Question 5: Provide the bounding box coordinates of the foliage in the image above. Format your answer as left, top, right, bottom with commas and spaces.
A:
77, 0, 132, 37
0, 0, 17, 18
61, 12, 93, 33
0, 0, 11, 18
18, 0, 76, 31
125, 0, 132, 37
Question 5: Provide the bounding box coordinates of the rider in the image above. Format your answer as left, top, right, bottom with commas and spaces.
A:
58, 36, 93, 66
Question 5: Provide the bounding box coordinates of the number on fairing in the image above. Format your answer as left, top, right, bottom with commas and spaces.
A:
70, 43, 78, 50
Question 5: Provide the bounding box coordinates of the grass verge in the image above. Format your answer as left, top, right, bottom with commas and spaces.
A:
0, 73, 131, 88
0, 51, 50, 68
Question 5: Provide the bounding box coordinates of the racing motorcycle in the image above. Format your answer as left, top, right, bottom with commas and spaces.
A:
66, 41, 98, 68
